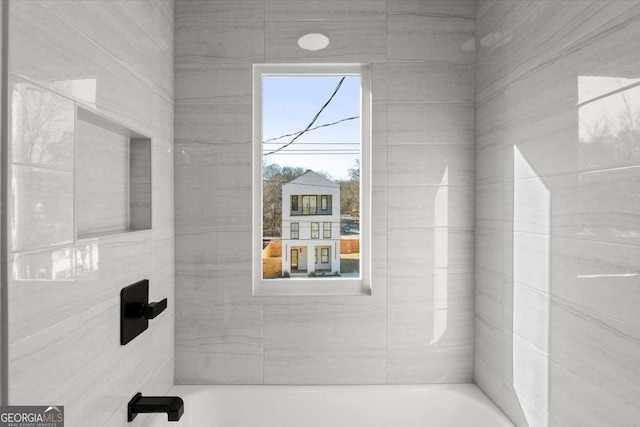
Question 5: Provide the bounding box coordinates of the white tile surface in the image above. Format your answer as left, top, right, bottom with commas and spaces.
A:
388, 1, 475, 20
388, 18, 476, 63
387, 103, 474, 146
176, 0, 265, 22
10, 165, 74, 252
265, 21, 387, 63
475, 3, 640, 426
175, 21, 264, 64
264, 351, 386, 385
265, 1, 387, 21
386, 62, 475, 104
11, 82, 75, 171
8, 0, 174, 424
174, 0, 476, 387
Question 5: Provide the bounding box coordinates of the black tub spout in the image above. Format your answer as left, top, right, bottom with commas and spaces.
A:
128, 393, 184, 422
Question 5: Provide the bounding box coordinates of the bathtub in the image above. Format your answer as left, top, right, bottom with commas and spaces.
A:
144, 384, 513, 427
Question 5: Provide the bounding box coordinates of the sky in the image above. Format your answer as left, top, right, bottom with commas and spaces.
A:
262, 75, 361, 181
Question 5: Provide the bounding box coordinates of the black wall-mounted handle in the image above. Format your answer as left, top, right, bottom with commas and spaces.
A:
121, 280, 168, 345
142, 299, 167, 319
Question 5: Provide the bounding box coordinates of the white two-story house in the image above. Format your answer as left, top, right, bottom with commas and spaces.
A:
281, 171, 341, 276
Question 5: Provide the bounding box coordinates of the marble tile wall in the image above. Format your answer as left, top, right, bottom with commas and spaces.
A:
175, 0, 476, 384
474, 1, 640, 426
6, 1, 174, 426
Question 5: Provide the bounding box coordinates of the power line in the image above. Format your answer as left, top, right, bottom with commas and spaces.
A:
263, 116, 360, 145
264, 77, 347, 156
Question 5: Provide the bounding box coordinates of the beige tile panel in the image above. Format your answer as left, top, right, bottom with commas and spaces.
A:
387, 103, 474, 146
503, 1, 638, 80
388, 0, 475, 20
387, 185, 475, 230
265, 1, 387, 21
474, 265, 503, 328
38, 0, 155, 83
387, 227, 474, 277
264, 297, 386, 352
175, 20, 265, 64
10, 165, 74, 252
387, 62, 475, 104
551, 236, 640, 327
175, 142, 252, 189
175, 185, 252, 230
175, 104, 252, 144
473, 355, 503, 410
474, 314, 502, 374
264, 350, 386, 384
388, 18, 475, 63
175, 63, 253, 105
549, 359, 640, 427
175, 307, 263, 352
175, 268, 257, 311
387, 145, 475, 187
475, 182, 503, 229
546, 167, 640, 246
265, 21, 387, 63
10, 2, 155, 136
387, 308, 474, 351
11, 82, 75, 171
175, 350, 263, 385
550, 299, 640, 415
175, 228, 252, 268
388, 272, 474, 314
386, 346, 473, 384
9, 232, 154, 344
176, 0, 265, 22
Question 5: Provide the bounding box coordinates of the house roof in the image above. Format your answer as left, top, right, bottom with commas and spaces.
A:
283, 170, 339, 188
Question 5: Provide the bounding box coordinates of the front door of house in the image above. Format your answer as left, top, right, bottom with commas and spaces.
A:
291, 249, 299, 269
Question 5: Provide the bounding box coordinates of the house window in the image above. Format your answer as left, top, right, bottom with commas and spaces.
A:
302, 195, 317, 215
315, 248, 318, 264
321, 248, 329, 264
253, 63, 372, 296
323, 222, 331, 238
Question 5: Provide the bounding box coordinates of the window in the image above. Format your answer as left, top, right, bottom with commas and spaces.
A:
315, 248, 318, 264
323, 222, 331, 238
321, 248, 329, 264
302, 195, 317, 215
253, 63, 371, 296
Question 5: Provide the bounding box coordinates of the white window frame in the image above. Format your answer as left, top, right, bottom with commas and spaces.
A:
252, 63, 372, 296
311, 222, 320, 239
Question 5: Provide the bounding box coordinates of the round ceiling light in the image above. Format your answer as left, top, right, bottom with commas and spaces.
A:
298, 33, 330, 51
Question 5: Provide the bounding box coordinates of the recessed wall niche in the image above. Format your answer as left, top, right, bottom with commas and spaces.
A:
76, 108, 151, 239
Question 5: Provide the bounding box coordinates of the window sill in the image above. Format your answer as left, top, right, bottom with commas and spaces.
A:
253, 278, 371, 296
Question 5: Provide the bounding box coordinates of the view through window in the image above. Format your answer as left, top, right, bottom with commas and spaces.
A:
260, 74, 362, 281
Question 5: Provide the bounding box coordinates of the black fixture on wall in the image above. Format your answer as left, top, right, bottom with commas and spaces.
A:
128, 393, 184, 422
120, 279, 167, 345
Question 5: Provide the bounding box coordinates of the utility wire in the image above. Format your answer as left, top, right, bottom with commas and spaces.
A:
263, 115, 359, 145
264, 77, 347, 156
